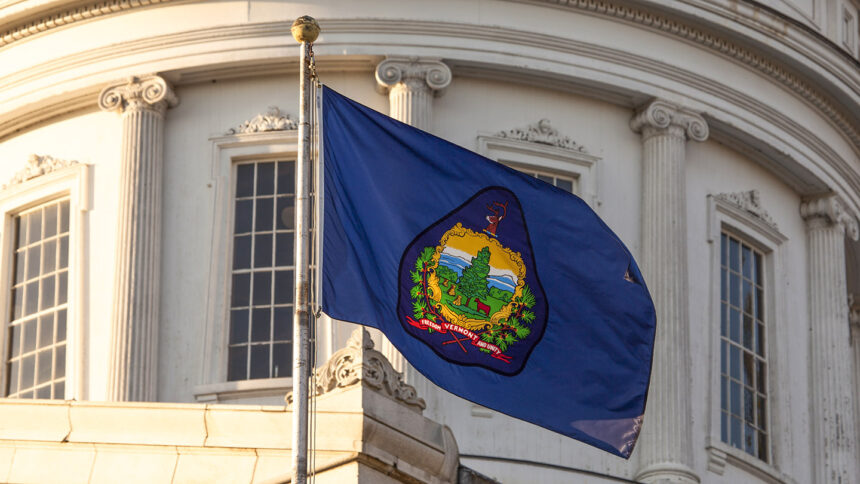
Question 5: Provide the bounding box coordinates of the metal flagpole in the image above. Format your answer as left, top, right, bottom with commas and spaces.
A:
290, 15, 319, 484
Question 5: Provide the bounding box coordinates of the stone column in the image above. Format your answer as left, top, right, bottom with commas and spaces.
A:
851, 301, 860, 470
631, 99, 707, 484
375, 56, 452, 131
99, 75, 178, 401
374, 57, 451, 393
800, 195, 859, 483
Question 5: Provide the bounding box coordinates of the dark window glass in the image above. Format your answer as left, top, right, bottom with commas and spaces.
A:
228, 161, 303, 380
719, 232, 767, 461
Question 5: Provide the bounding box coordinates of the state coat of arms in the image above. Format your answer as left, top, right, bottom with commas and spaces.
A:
397, 187, 547, 375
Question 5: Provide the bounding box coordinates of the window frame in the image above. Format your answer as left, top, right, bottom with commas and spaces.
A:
476, 133, 601, 210
0, 160, 90, 401
705, 192, 789, 481
196, 130, 300, 403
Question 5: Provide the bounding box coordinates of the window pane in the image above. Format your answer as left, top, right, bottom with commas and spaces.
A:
273, 307, 291, 341
744, 387, 754, 422
37, 350, 52, 384
758, 433, 768, 461
730, 310, 740, 343
38, 315, 54, 348
59, 201, 70, 233
743, 353, 754, 388
16, 217, 26, 247
40, 277, 55, 311
729, 238, 739, 268
731, 417, 742, 448
742, 246, 752, 279
256, 162, 275, 195
743, 280, 753, 315
43, 239, 56, 274
720, 234, 727, 266
754, 252, 762, 285
252, 272, 272, 306
57, 272, 67, 305
8, 324, 21, 358
26, 246, 40, 281
15, 250, 25, 283
7, 360, 18, 394
731, 380, 741, 416
55, 345, 65, 379
756, 360, 766, 393
23, 319, 37, 354
249, 345, 270, 379
36, 385, 51, 399
730, 345, 740, 380
56, 310, 67, 342
275, 233, 294, 267
743, 314, 753, 350
54, 381, 64, 399
251, 308, 271, 342
254, 233, 273, 268
25, 282, 38, 316
28, 210, 42, 244
20, 354, 35, 390
231, 273, 250, 308
272, 343, 291, 378
720, 340, 727, 374
730, 273, 739, 308
721, 412, 728, 443
236, 164, 255, 198
232, 235, 251, 270
277, 197, 294, 231
744, 424, 756, 454
44, 205, 58, 239
274, 270, 293, 305
277, 162, 295, 195
227, 346, 248, 381
11, 287, 23, 321
537, 174, 553, 184
234, 200, 253, 234
757, 395, 767, 428
255, 197, 274, 231
229, 310, 249, 344
58, 236, 69, 269
555, 178, 573, 193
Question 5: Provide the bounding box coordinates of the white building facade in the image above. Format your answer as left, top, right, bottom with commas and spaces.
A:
0, 0, 858, 482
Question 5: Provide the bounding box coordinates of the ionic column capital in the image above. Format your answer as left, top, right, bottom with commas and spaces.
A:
800, 194, 859, 240
630, 99, 708, 142
375, 57, 452, 96
99, 75, 178, 116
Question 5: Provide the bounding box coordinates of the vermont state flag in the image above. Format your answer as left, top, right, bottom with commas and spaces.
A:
319, 86, 656, 458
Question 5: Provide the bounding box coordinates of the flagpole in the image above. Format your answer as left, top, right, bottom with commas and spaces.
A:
290, 15, 319, 484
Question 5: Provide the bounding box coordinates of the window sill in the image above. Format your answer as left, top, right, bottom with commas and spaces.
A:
706, 440, 796, 484
194, 377, 292, 404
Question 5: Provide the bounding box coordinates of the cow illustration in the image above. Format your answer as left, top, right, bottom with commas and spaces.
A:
475, 298, 491, 317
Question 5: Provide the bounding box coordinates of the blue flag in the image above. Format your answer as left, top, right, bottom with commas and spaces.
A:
319, 86, 656, 458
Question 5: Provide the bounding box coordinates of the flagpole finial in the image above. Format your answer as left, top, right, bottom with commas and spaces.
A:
291, 15, 320, 43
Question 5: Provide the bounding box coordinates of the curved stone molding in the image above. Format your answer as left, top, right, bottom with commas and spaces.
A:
2, 154, 78, 189
375, 57, 452, 94
715, 190, 778, 230
98, 75, 178, 116
494, 119, 587, 152
800, 194, 860, 241
226, 107, 297, 134
630, 99, 709, 142
292, 328, 426, 412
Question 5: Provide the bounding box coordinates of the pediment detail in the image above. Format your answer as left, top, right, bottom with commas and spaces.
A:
3, 154, 79, 189
494, 119, 587, 152
715, 190, 777, 231
227, 107, 297, 134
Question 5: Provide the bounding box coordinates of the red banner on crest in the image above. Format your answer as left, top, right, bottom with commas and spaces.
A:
405, 316, 512, 363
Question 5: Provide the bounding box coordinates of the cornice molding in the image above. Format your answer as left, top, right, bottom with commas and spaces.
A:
226, 107, 297, 135
0, 0, 178, 48
630, 99, 709, 142
98, 75, 178, 115
287, 328, 426, 412
493, 119, 588, 152
2, 153, 78, 189
714, 190, 778, 231
800, 194, 860, 240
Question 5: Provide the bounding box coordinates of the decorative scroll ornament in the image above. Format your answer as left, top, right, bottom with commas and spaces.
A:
286, 328, 426, 411
494, 119, 587, 152
3, 154, 78, 189
227, 107, 297, 134
715, 190, 778, 230
375, 57, 452, 95
98, 75, 178, 115
800, 194, 860, 241
630, 99, 709, 142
